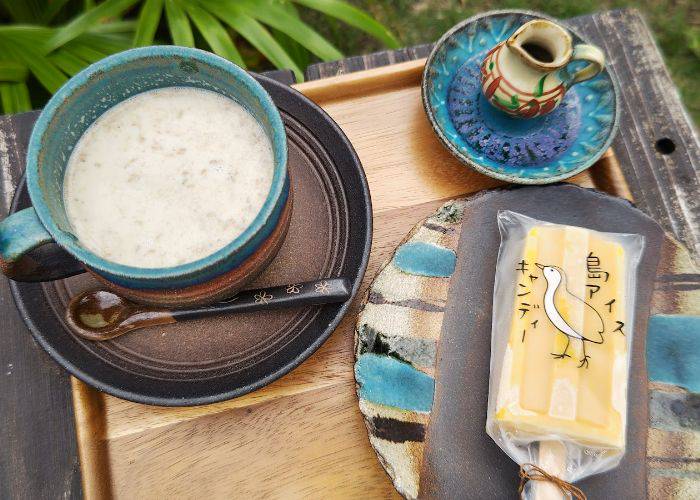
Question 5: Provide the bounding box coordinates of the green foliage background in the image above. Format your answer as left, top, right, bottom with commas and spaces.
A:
0, 0, 399, 114
0, 0, 697, 124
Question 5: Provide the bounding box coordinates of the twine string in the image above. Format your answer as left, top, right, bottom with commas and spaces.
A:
518, 463, 587, 500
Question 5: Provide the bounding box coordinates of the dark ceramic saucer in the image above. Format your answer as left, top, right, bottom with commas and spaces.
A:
10, 74, 372, 406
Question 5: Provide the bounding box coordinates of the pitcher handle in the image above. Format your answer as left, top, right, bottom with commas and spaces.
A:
0, 207, 83, 282
567, 44, 605, 86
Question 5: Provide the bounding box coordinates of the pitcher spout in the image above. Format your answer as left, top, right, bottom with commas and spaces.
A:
505, 19, 573, 71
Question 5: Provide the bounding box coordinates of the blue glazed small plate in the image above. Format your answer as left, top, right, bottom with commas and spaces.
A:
422, 10, 620, 184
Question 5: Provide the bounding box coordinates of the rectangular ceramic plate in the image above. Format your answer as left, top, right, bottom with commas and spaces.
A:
71, 59, 650, 498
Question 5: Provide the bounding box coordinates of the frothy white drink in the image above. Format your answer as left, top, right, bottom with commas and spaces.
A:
63, 87, 274, 268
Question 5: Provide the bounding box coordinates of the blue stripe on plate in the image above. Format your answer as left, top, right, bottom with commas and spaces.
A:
393, 241, 456, 277
355, 353, 435, 412
647, 314, 700, 393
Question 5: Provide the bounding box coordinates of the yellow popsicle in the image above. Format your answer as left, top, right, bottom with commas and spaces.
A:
495, 224, 628, 450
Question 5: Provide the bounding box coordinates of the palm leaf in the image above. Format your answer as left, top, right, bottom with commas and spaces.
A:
64, 47, 106, 66
61, 32, 131, 67
89, 20, 137, 34
133, 0, 162, 47
0, 83, 15, 113
49, 49, 89, 75
21, 52, 68, 93
47, 0, 140, 52
0, 82, 31, 114
271, 29, 310, 72
0, 61, 28, 82
266, 2, 311, 70
63, 39, 114, 63
13, 82, 31, 111
233, 0, 342, 61
292, 0, 399, 48
77, 32, 133, 53
41, 0, 73, 25
58, 31, 133, 74
0, 0, 44, 24
0, 0, 398, 115
184, 2, 244, 66
164, 0, 194, 47
210, 3, 303, 82
0, 25, 54, 44
0, 30, 68, 93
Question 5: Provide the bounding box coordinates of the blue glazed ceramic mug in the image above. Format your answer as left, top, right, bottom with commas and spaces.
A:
0, 46, 291, 307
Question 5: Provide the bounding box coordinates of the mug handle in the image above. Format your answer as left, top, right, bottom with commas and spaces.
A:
0, 207, 83, 282
567, 44, 605, 86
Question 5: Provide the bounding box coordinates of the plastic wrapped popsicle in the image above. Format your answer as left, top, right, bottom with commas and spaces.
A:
486, 212, 644, 499
495, 224, 627, 447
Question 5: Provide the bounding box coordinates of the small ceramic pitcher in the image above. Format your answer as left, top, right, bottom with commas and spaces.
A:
481, 19, 605, 118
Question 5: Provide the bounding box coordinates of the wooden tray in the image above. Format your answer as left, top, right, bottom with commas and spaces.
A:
72, 59, 653, 498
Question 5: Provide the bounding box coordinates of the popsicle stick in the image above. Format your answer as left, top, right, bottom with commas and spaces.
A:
535, 441, 568, 500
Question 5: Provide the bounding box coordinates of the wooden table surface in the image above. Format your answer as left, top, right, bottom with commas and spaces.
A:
0, 8, 697, 499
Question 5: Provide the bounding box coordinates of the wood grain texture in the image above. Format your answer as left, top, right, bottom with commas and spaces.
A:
0, 111, 82, 500
572, 10, 699, 260
77, 200, 443, 498
305, 44, 434, 81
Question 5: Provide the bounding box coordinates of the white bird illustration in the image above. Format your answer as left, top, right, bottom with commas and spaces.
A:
536, 263, 605, 368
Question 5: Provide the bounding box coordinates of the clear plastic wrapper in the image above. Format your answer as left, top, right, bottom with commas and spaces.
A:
486, 211, 645, 499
